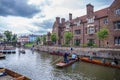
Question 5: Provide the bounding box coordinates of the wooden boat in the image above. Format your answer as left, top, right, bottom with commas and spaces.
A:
0, 68, 31, 80
56, 59, 78, 68
80, 57, 120, 69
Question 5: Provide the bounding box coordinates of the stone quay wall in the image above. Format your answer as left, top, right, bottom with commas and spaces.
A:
35, 45, 120, 60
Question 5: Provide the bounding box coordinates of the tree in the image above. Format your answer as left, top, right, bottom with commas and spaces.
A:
64, 31, 73, 45
41, 35, 46, 45
51, 33, 57, 44
4, 30, 12, 42
35, 37, 40, 45
12, 34, 17, 42
87, 39, 94, 47
97, 28, 109, 47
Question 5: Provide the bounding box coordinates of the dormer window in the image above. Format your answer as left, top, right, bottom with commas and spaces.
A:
74, 20, 81, 26
87, 18, 94, 23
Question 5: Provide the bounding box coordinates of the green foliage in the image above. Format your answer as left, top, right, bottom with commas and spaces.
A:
87, 40, 94, 47
97, 28, 109, 47
35, 37, 40, 45
4, 30, 17, 42
97, 28, 109, 40
41, 35, 46, 45
64, 32, 73, 45
12, 34, 17, 42
74, 42, 80, 46
81, 44, 87, 47
4, 30, 12, 42
61, 44, 70, 47
51, 33, 57, 43
24, 42, 34, 47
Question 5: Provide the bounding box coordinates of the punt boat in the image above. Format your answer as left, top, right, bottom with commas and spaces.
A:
0, 68, 31, 80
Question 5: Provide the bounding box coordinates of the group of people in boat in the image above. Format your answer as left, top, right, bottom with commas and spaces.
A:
63, 47, 79, 63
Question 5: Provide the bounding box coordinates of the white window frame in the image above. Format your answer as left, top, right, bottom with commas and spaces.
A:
87, 18, 94, 23
87, 26, 95, 34
65, 23, 70, 28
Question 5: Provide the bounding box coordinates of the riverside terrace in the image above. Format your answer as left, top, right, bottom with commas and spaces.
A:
35, 45, 120, 60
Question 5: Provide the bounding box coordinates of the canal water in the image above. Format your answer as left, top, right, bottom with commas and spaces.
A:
0, 48, 120, 80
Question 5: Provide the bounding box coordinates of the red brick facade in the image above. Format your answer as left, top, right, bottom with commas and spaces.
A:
52, 0, 120, 48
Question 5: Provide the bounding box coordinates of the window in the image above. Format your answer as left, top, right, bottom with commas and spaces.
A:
114, 37, 120, 44
87, 27, 95, 34
74, 20, 81, 26
74, 39, 81, 46
66, 25, 70, 28
87, 18, 94, 23
74, 29, 81, 34
65, 23, 70, 28
104, 18, 108, 24
115, 9, 120, 15
114, 21, 120, 29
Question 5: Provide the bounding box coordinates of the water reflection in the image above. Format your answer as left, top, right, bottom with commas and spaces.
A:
0, 48, 120, 80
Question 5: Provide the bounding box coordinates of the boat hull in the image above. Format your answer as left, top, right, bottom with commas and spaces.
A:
80, 57, 120, 69
56, 59, 78, 68
0, 68, 31, 80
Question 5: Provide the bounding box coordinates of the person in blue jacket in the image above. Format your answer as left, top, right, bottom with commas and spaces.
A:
64, 51, 69, 63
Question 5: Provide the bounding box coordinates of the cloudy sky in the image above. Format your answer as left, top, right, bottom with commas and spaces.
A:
0, 0, 114, 35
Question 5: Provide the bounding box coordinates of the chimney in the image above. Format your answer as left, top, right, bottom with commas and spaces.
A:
56, 17, 60, 24
61, 18, 65, 24
86, 4, 94, 18
69, 13, 72, 21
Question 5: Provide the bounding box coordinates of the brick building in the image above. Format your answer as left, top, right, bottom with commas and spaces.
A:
52, 0, 120, 48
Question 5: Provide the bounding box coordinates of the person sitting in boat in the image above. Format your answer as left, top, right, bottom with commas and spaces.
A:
89, 55, 93, 60
69, 53, 77, 60
113, 57, 118, 65
102, 58, 106, 64
63, 51, 69, 63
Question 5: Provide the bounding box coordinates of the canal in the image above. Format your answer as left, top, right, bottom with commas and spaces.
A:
0, 48, 120, 80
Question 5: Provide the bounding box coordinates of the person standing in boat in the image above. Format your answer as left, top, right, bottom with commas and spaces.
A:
31, 45, 34, 50
64, 51, 69, 63
70, 47, 73, 54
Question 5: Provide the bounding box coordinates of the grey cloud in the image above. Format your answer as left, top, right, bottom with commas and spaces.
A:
28, 19, 54, 34
33, 19, 54, 29
0, 0, 40, 18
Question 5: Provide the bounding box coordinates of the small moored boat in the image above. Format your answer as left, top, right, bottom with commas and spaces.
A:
0, 68, 31, 80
